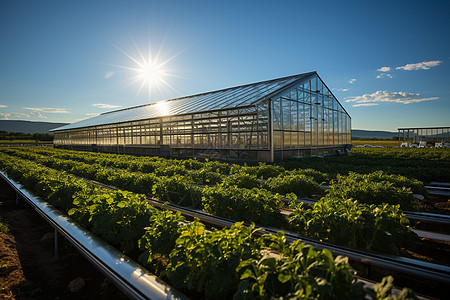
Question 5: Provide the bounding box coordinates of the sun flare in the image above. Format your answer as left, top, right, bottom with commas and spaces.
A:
108, 37, 184, 101
155, 101, 169, 115
137, 61, 163, 87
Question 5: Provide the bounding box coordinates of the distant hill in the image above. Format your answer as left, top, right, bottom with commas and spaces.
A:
0, 120, 69, 134
351, 129, 397, 139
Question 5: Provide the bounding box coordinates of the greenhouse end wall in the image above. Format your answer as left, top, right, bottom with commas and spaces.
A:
53, 73, 351, 161
270, 73, 351, 160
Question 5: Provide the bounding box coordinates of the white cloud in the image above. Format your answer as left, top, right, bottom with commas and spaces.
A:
353, 103, 379, 107
336, 88, 349, 92
23, 107, 69, 114
104, 71, 115, 79
377, 66, 391, 72
345, 90, 439, 107
29, 111, 48, 118
0, 112, 31, 120
376, 73, 393, 79
348, 78, 356, 84
0, 105, 7, 108
92, 103, 121, 109
396, 60, 442, 71
86, 113, 100, 117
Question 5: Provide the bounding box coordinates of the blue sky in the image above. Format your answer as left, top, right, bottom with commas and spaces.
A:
1, 0, 449, 131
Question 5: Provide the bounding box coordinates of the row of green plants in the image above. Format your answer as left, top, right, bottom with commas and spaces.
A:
10, 145, 447, 185
4, 147, 428, 197
3, 147, 425, 211
4, 147, 330, 184
351, 147, 450, 162
1, 148, 419, 254
1, 147, 324, 198
281, 147, 450, 182
325, 172, 422, 211
288, 198, 416, 254
0, 152, 416, 299
24, 146, 436, 192
1, 149, 286, 227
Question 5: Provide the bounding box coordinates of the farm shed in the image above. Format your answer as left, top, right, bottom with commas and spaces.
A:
51, 72, 351, 161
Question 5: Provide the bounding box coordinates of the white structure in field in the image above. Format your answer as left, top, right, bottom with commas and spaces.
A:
398, 127, 450, 148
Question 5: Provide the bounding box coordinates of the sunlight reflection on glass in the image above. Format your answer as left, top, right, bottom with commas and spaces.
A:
155, 101, 169, 116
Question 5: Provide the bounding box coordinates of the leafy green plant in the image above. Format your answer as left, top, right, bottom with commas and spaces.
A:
164, 221, 263, 299
326, 174, 420, 211
152, 175, 202, 207
366, 276, 417, 300
201, 184, 284, 227
230, 163, 285, 179
286, 168, 329, 185
187, 168, 224, 185
265, 174, 323, 198
235, 235, 362, 299
346, 171, 427, 196
222, 173, 263, 189
69, 190, 155, 253
288, 197, 418, 253
203, 159, 232, 174
254, 163, 285, 179
139, 208, 186, 271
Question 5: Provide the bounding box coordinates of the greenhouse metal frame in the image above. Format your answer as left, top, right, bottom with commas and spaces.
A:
52, 72, 351, 161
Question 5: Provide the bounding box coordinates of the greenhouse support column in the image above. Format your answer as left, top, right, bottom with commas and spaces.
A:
116, 126, 119, 154
269, 98, 274, 162
218, 114, 221, 152
191, 115, 194, 157
159, 118, 163, 148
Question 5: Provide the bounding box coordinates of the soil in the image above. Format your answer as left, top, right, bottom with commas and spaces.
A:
0, 179, 129, 300
421, 194, 450, 215
403, 238, 450, 266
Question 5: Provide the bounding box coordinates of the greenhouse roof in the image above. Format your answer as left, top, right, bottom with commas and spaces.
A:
52, 72, 316, 131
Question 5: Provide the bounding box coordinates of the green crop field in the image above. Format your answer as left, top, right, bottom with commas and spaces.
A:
1, 146, 445, 299
351, 139, 399, 147
0, 140, 52, 144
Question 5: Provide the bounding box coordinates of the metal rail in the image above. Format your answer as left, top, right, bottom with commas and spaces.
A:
425, 185, 450, 197
0, 172, 189, 300
404, 211, 450, 225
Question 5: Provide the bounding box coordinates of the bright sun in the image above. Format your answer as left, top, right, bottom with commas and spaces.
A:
137, 61, 163, 87
109, 38, 183, 100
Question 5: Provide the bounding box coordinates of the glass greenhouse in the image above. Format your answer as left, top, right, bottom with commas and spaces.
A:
52, 72, 351, 161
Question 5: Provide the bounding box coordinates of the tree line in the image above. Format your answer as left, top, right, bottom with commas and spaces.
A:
0, 130, 53, 141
